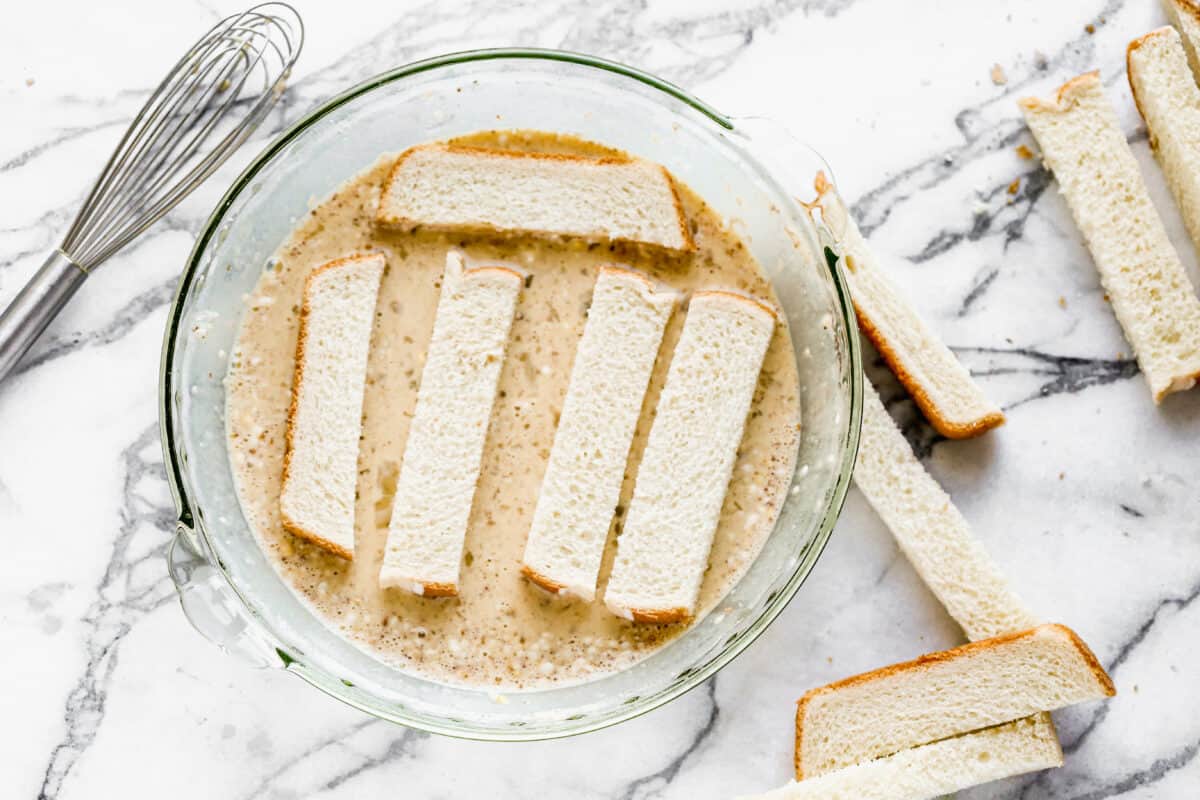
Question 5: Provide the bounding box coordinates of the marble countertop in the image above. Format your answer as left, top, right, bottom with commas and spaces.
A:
4, 0, 1199, 797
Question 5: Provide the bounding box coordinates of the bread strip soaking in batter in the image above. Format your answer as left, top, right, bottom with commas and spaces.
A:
226, 131, 801, 687
379, 252, 522, 596
279, 253, 385, 559
604, 290, 776, 623
521, 266, 677, 600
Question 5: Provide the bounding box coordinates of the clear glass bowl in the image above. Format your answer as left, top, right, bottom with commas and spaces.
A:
159, 48, 862, 740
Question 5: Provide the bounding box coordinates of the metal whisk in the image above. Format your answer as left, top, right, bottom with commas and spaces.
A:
0, 3, 303, 383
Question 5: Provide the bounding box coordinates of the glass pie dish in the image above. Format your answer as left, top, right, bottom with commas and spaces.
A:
160, 48, 862, 740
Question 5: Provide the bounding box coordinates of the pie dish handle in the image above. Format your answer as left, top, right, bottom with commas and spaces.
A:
726, 115, 851, 248
168, 519, 284, 668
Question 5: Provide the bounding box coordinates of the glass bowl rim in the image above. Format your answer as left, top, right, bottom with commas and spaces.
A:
157, 45, 863, 740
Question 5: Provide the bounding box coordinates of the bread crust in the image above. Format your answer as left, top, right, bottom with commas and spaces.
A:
279, 252, 385, 561
417, 581, 458, 598
379, 571, 460, 597
1167, 0, 1200, 24
520, 564, 569, 595
792, 623, 1115, 779
690, 288, 782, 323
622, 606, 691, 624
856, 308, 1006, 439
376, 144, 696, 252
812, 172, 1003, 438
1126, 27, 1177, 135
1018, 70, 1101, 114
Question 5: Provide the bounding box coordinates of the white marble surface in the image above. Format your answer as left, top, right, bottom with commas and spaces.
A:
3, 0, 1199, 797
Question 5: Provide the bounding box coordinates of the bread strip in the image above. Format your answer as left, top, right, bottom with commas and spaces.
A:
603, 290, 776, 623
1129, 28, 1200, 264
745, 716, 1061, 800
377, 144, 694, 252
521, 267, 677, 600
854, 383, 1037, 641
814, 174, 1003, 438
379, 252, 521, 596
1162, 0, 1200, 79
1020, 71, 1200, 401
845, 383, 1052, 781
794, 624, 1114, 778
279, 253, 385, 559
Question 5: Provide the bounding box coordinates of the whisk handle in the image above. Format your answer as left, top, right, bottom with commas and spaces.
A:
0, 250, 89, 384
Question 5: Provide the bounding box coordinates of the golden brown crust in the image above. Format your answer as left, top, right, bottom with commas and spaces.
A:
462, 263, 525, 282
1018, 70, 1101, 113
1168, 0, 1200, 25
378, 572, 459, 598
279, 252, 385, 562
279, 515, 355, 560
809, 172, 1003, 439
520, 564, 569, 594
855, 305, 1006, 439
597, 264, 680, 301
627, 606, 691, 624
1126, 28, 1176, 131
691, 288, 782, 323
376, 143, 696, 252
657, 162, 697, 251
418, 581, 459, 598
793, 623, 1115, 779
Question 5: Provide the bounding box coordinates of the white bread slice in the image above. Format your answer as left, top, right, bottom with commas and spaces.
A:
794, 623, 1115, 778
744, 716, 1062, 800
378, 252, 522, 596
603, 290, 776, 623
377, 144, 694, 252
1129, 28, 1200, 266
1162, 0, 1200, 80
854, 382, 1038, 641
279, 253, 385, 559
845, 382, 1055, 779
1020, 71, 1200, 402
813, 173, 1004, 439
521, 266, 677, 601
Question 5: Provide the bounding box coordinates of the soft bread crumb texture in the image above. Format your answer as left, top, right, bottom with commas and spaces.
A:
814, 173, 1003, 437
853, 382, 1037, 641
1020, 70, 1200, 401
794, 624, 1115, 779
743, 716, 1061, 800
604, 290, 776, 622
1129, 28, 1200, 262
1161, 0, 1200, 79
379, 252, 522, 595
279, 253, 385, 559
377, 144, 694, 252
521, 266, 677, 601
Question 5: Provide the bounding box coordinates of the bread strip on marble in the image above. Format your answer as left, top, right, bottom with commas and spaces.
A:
813, 173, 1004, 438
1129, 28, 1200, 261
521, 266, 677, 601
743, 716, 1062, 800
279, 253, 385, 559
603, 290, 776, 623
379, 252, 522, 596
1020, 71, 1200, 402
854, 382, 1037, 640
794, 624, 1114, 779
376, 144, 695, 252
1161, 0, 1200, 79
832, 382, 1054, 779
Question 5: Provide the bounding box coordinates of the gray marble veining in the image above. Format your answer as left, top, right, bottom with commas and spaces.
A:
3, 0, 1199, 798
